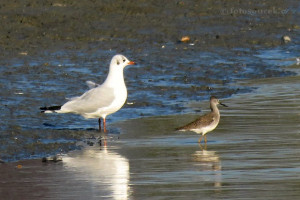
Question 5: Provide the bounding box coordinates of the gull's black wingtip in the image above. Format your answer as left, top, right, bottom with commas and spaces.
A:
40, 105, 62, 112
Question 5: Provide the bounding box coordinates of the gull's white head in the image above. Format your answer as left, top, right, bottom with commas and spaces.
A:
110, 55, 135, 70
104, 54, 135, 86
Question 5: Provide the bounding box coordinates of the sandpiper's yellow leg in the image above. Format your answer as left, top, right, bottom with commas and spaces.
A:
198, 135, 203, 143
204, 135, 207, 144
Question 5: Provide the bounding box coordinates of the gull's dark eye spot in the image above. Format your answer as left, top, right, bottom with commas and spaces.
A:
123, 59, 126, 62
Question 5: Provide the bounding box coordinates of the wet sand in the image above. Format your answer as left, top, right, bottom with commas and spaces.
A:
0, 0, 299, 57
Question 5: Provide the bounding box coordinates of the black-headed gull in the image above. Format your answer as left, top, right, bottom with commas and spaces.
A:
40, 54, 136, 132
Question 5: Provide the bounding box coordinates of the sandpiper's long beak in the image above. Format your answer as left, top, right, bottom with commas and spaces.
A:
220, 102, 228, 107
127, 61, 136, 65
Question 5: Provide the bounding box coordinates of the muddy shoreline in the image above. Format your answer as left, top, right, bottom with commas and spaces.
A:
0, 0, 299, 57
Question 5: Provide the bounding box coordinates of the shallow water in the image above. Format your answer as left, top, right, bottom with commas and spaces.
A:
1, 45, 298, 161
1, 64, 299, 199
3, 73, 300, 197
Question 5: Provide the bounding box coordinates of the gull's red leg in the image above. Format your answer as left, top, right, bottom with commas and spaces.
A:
103, 118, 107, 133
98, 118, 101, 132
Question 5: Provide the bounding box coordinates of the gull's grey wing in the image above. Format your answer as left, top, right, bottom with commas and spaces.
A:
65, 81, 99, 101
61, 84, 115, 114
86, 80, 99, 89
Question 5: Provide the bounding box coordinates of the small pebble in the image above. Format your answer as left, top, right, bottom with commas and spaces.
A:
282, 35, 291, 43
180, 36, 190, 43
19, 52, 28, 56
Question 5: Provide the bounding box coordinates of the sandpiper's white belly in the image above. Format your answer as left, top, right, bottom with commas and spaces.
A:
202, 123, 218, 135
191, 122, 219, 135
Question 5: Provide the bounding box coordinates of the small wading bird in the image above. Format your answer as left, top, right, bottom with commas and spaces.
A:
40, 54, 136, 132
176, 96, 228, 144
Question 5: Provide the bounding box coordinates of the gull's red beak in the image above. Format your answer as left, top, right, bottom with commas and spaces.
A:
127, 61, 136, 65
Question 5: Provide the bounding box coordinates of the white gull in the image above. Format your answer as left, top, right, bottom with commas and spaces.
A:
40, 54, 136, 132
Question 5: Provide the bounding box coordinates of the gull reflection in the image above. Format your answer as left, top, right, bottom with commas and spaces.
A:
192, 145, 222, 188
63, 144, 129, 200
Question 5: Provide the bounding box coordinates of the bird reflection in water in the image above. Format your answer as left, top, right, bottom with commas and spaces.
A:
63, 142, 130, 200
192, 144, 222, 188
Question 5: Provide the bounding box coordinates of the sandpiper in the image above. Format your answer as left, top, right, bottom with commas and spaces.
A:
176, 96, 227, 143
